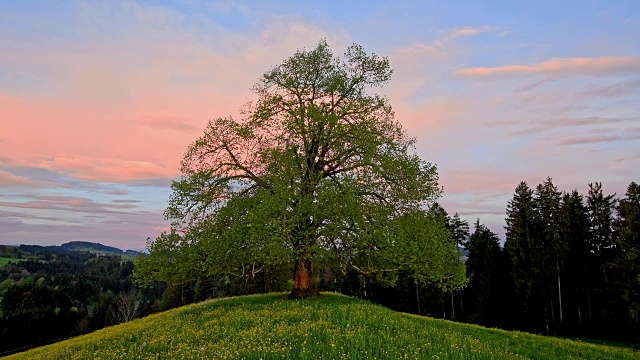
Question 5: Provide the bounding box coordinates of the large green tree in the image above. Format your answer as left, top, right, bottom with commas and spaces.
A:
134, 40, 465, 299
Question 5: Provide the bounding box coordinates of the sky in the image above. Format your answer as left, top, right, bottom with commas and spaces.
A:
1, 1, 639, 250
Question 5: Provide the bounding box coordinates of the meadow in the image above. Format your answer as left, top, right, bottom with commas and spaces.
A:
0, 257, 17, 268
5, 293, 638, 360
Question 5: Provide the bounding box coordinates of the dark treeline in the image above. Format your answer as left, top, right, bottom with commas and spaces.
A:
331, 179, 639, 345
0, 246, 166, 355
0, 245, 292, 355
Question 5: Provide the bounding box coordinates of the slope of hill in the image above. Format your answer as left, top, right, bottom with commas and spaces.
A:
5, 293, 638, 360
60, 241, 123, 254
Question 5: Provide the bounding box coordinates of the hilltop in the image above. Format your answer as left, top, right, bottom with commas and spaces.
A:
5, 293, 638, 359
60, 241, 125, 254
0, 242, 142, 268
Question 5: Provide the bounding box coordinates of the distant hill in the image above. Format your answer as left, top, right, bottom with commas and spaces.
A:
6, 242, 142, 258
17, 244, 70, 254
5, 293, 637, 360
61, 241, 123, 254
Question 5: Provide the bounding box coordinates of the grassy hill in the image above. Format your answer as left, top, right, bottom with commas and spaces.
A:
5, 293, 638, 359
60, 241, 124, 254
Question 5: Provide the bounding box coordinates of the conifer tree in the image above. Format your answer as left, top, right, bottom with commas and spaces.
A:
465, 219, 502, 326
504, 181, 539, 330
559, 190, 592, 329
534, 177, 565, 327
613, 182, 640, 343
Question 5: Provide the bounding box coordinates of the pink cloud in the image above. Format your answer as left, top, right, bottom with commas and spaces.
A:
449, 26, 498, 39
136, 114, 198, 133
152, 226, 171, 232
0, 6, 353, 184
455, 56, 640, 78
35, 155, 175, 182
0, 170, 38, 187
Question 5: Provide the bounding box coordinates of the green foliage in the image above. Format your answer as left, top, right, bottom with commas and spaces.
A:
135, 39, 464, 294
0, 247, 165, 355
504, 181, 538, 327
7, 294, 637, 360
465, 219, 503, 326
587, 182, 618, 253
613, 182, 640, 334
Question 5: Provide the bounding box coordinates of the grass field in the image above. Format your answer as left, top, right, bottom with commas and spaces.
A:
5, 293, 639, 359
120, 253, 138, 263
0, 257, 19, 268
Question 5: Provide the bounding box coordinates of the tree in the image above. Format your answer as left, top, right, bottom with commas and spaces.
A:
587, 182, 617, 253
449, 213, 470, 250
559, 190, 592, 330
612, 182, 640, 343
504, 181, 540, 330
112, 288, 143, 324
586, 182, 619, 330
134, 40, 465, 299
464, 219, 504, 326
534, 177, 565, 327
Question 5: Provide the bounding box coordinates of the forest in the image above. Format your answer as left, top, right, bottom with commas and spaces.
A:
0, 178, 638, 354
0, 243, 290, 355
349, 179, 640, 346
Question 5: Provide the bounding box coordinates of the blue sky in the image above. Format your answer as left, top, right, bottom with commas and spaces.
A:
1, 1, 639, 250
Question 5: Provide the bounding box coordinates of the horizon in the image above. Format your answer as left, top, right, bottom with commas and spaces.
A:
1, 1, 639, 250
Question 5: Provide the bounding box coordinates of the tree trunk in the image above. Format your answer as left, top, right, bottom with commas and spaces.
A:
289, 259, 320, 299
450, 291, 455, 318
415, 282, 420, 315
557, 273, 563, 323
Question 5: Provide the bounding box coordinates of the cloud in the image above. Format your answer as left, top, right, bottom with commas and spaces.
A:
503, 117, 640, 136
0, 170, 38, 187
105, 190, 128, 195
0, 209, 84, 224
0, 3, 353, 184
515, 77, 556, 93
441, 168, 527, 195
129, 178, 174, 188
454, 56, 640, 78
0, 194, 142, 214
136, 115, 198, 133
559, 133, 640, 146
449, 26, 498, 39
576, 79, 640, 98
0, 209, 166, 250
35, 156, 175, 183
152, 226, 171, 232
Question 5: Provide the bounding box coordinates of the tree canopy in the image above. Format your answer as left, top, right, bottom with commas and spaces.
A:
134, 40, 465, 299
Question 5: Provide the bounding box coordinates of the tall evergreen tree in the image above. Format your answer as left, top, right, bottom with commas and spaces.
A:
559, 190, 593, 332
534, 177, 565, 328
587, 182, 617, 253
612, 182, 640, 343
450, 213, 470, 250
464, 219, 502, 326
504, 181, 539, 331
585, 182, 622, 338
